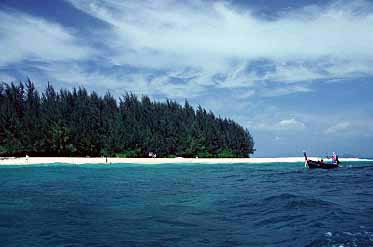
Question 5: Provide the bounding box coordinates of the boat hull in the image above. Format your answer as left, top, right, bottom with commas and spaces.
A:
306, 160, 339, 169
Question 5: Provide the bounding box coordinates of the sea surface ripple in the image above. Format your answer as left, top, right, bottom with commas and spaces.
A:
0, 162, 373, 246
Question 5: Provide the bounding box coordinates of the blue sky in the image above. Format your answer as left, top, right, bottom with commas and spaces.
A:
1, 0, 373, 157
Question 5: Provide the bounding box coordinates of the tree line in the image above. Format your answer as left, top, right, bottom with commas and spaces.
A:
0, 80, 254, 158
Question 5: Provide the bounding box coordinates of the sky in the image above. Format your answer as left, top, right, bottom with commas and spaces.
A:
1, 0, 373, 157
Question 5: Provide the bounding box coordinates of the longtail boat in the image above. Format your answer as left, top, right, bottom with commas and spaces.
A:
304, 152, 340, 169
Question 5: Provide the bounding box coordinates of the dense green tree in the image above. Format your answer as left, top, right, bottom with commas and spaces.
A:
0, 81, 255, 158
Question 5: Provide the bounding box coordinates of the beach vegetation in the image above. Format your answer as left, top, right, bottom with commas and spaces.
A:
114, 149, 141, 158
217, 149, 237, 158
0, 80, 255, 158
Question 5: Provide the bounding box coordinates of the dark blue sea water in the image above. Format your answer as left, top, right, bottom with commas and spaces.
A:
0, 162, 373, 247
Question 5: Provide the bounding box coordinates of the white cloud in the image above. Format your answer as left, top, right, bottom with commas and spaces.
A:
0, 10, 94, 66
278, 119, 306, 130
236, 89, 256, 99
27, 62, 206, 99
3, 0, 373, 100
322, 119, 373, 137
66, 0, 373, 89
324, 121, 351, 134
69, 0, 373, 59
253, 118, 306, 132
261, 85, 312, 97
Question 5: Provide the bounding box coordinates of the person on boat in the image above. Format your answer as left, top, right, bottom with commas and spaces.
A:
332, 152, 337, 164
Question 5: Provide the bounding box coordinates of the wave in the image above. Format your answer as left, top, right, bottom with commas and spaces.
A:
242, 193, 347, 229
229, 193, 338, 215
155, 219, 198, 228
306, 229, 373, 246
260, 193, 337, 209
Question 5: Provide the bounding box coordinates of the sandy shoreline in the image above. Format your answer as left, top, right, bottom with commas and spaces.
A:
0, 156, 371, 165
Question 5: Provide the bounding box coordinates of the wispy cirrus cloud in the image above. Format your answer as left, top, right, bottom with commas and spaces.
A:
324, 121, 351, 134
65, 0, 373, 89
324, 119, 373, 137
3, 0, 373, 99
25, 62, 208, 98
0, 9, 94, 67
68, 0, 373, 60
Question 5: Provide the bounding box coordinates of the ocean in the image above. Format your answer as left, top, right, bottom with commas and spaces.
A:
0, 162, 372, 247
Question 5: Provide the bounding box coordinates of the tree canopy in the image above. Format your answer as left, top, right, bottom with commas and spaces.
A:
0, 81, 254, 158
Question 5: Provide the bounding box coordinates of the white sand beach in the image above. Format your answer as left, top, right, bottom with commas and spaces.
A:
0, 156, 370, 166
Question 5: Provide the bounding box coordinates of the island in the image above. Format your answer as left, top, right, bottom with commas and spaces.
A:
0, 80, 254, 159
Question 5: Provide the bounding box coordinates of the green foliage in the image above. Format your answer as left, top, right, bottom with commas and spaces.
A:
0, 81, 255, 158
0, 146, 7, 155
217, 149, 236, 158
114, 149, 141, 158
196, 150, 214, 158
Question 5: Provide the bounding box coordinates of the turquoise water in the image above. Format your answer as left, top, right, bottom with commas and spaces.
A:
0, 162, 372, 246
